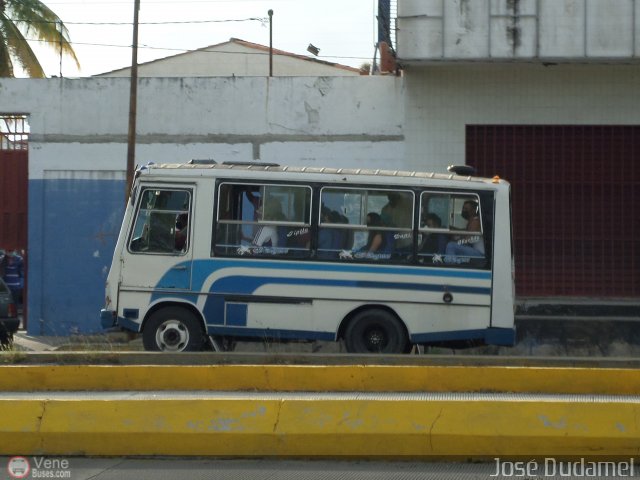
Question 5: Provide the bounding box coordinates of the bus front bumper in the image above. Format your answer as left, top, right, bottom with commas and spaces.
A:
101, 309, 141, 333
100, 309, 117, 329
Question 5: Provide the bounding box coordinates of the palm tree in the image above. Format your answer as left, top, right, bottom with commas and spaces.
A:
0, 0, 79, 77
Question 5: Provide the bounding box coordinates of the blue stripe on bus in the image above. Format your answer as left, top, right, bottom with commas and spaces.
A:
149, 259, 492, 326
225, 303, 248, 326
153, 258, 491, 294
411, 327, 516, 346
209, 276, 491, 296
191, 258, 491, 280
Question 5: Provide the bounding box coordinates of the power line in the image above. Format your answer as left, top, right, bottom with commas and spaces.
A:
7, 17, 268, 26
45, 0, 296, 4
15, 36, 370, 62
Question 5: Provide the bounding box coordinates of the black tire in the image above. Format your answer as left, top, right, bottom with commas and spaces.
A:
0, 332, 13, 348
344, 308, 409, 354
142, 306, 206, 352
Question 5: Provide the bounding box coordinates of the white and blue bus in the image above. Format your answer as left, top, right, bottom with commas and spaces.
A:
101, 161, 515, 353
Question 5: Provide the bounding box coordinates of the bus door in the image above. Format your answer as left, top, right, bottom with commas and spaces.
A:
121, 186, 194, 291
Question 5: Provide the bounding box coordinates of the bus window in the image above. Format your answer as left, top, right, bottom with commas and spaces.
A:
214, 183, 312, 258
129, 189, 191, 254
318, 187, 413, 262
418, 192, 487, 268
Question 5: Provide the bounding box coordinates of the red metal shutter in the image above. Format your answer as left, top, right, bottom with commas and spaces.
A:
0, 149, 28, 252
467, 125, 639, 298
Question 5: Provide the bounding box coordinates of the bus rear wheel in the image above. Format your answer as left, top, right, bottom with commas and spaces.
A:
143, 307, 206, 352
344, 309, 409, 354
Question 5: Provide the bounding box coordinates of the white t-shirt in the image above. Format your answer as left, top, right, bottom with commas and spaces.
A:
253, 226, 279, 247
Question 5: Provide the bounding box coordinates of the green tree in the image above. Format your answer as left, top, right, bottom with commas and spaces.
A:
0, 0, 79, 77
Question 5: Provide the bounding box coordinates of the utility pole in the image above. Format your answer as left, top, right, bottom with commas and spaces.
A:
268, 9, 273, 77
126, 0, 141, 202
58, 21, 63, 78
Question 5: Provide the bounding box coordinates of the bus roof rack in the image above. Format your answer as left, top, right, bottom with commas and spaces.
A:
188, 159, 217, 165
447, 165, 476, 176
222, 161, 280, 167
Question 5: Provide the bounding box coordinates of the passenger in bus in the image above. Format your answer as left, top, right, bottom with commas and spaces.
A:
174, 213, 189, 251
420, 213, 447, 254
318, 207, 334, 252
330, 210, 350, 249
318, 207, 346, 258
147, 213, 177, 253
285, 198, 310, 253
381, 192, 412, 251
362, 212, 388, 254
381, 193, 411, 228
445, 201, 485, 261
228, 186, 259, 241
244, 186, 261, 212
252, 200, 286, 248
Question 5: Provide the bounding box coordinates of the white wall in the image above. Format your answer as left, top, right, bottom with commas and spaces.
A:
398, 0, 640, 61
5, 66, 638, 180
402, 64, 640, 171
0, 76, 405, 178
0, 75, 406, 335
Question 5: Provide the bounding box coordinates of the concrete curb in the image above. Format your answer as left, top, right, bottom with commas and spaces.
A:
1, 364, 639, 459
2, 364, 640, 394
5, 351, 640, 366
1, 394, 639, 458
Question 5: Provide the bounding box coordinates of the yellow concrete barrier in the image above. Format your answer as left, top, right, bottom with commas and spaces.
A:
1, 364, 640, 394
2, 364, 639, 458
1, 394, 638, 458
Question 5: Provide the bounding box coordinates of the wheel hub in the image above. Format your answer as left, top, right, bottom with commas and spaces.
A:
156, 319, 189, 351
365, 328, 385, 350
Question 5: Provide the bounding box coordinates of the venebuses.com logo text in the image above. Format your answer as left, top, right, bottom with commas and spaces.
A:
7, 456, 71, 479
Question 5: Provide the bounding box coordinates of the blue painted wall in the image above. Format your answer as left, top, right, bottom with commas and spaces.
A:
28, 176, 125, 335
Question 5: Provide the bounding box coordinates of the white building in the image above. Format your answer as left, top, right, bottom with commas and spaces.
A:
396, 0, 640, 301
97, 38, 361, 77
1, 0, 639, 335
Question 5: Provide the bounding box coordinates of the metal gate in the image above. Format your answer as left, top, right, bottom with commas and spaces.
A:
467, 125, 639, 298
1, 116, 28, 327
0, 116, 28, 252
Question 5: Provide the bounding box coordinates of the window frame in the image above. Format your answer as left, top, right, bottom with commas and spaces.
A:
318, 186, 415, 230
127, 186, 193, 256
419, 191, 483, 235
213, 180, 313, 258
317, 186, 415, 261
417, 190, 491, 270
209, 178, 494, 270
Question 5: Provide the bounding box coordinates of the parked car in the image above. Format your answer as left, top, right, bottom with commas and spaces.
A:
0, 277, 19, 345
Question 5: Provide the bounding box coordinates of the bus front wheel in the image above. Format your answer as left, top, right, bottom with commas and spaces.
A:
344, 309, 409, 354
143, 307, 206, 352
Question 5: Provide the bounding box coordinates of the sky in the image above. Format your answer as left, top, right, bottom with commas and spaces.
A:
28, 0, 379, 77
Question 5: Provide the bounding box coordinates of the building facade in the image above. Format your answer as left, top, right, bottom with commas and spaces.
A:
0, 76, 402, 334
0, 0, 638, 334
397, 0, 640, 299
